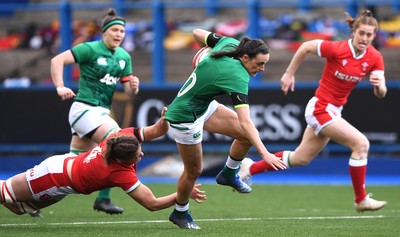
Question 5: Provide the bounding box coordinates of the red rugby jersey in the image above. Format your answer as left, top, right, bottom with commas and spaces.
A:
315, 39, 384, 106
70, 127, 144, 194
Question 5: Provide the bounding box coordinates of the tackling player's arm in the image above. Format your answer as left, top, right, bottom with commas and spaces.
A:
127, 183, 206, 211
142, 107, 169, 141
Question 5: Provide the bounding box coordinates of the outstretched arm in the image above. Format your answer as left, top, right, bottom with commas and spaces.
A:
127, 183, 206, 211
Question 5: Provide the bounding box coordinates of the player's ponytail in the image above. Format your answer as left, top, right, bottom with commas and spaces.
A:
211, 37, 269, 60
105, 135, 140, 165
345, 9, 379, 33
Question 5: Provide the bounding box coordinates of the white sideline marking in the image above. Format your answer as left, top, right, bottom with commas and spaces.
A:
0, 215, 384, 227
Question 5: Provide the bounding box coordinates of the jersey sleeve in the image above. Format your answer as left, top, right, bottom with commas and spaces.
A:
318, 40, 336, 58
109, 168, 141, 193
117, 48, 133, 79
121, 55, 133, 78
118, 127, 145, 142
71, 42, 92, 63
371, 52, 385, 73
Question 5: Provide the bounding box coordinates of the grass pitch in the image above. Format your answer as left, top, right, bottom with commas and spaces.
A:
0, 184, 398, 237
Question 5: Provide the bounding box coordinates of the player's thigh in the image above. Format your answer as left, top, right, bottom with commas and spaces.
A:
322, 118, 368, 149
11, 173, 34, 202
204, 105, 245, 139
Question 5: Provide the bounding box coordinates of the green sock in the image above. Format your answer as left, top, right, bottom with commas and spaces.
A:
222, 165, 237, 178
97, 188, 111, 200
173, 209, 189, 216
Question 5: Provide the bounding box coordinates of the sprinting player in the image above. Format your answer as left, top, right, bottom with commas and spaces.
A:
238, 10, 387, 213
50, 8, 139, 215
0, 108, 207, 216
165, 28, 286, 229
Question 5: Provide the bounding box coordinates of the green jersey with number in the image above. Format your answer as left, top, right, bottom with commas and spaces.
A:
165, 37, 249, 123
71, 40, 132, 109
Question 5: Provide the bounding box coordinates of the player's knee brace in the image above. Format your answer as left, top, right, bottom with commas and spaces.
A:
0, 178, 17, 204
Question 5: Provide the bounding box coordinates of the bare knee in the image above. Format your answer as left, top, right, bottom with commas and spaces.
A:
190, 167, 203, 179
351, 137, 370, 158
183, 165, 203, 180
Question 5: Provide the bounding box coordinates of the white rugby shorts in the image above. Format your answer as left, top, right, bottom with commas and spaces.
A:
26, 154, 78, 202
69, 101, 119, 137
305, 96, 342, 135
169, 100, 219, 144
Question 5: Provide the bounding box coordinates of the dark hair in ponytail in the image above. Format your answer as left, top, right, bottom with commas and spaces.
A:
211, 37, 270, 59
104, 135, 139, 165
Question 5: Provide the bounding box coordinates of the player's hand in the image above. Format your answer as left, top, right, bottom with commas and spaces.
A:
261, 153, 286, 170
369, 73, 384, 87
280, 72, 295, 95
190, 183, 207, 203
129, 75, 140, 95
57, 87, 76, 101
160, 107, 168, 119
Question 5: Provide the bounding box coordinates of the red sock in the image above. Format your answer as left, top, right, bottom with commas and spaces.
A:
349, 163, 367, 204
249, 151, 283, 175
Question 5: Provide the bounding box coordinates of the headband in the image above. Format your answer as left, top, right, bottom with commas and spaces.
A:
102, 19, 125, 33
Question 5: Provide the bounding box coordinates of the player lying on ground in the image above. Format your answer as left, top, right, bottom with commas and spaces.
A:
0, 108, 206, 216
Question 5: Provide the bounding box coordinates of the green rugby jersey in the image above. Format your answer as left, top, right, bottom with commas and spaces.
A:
166, 37, 249, 123
71, 40, 132, 109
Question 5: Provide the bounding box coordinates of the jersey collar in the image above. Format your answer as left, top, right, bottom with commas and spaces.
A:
348, 39, 366, 59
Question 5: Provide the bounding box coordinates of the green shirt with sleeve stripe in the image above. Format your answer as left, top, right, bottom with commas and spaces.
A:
165, 37, 249, 123
71, 40, 132, 109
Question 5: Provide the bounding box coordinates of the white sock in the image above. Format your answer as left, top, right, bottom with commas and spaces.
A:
175, 202, 189, 212
225, 156, 241, 169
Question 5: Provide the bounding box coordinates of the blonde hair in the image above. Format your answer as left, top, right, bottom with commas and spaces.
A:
344, 9, 379, 33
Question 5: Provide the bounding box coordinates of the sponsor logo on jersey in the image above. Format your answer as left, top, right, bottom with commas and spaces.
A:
100, 73, 119, 85
342, 59, 347, 66
334, 70, 362, 82
84, 147, 101, 163
119, 60, 126, 69
97, 57, 107, 66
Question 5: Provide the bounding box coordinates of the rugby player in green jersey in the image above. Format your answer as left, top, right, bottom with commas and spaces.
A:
165, 29, 287, 229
